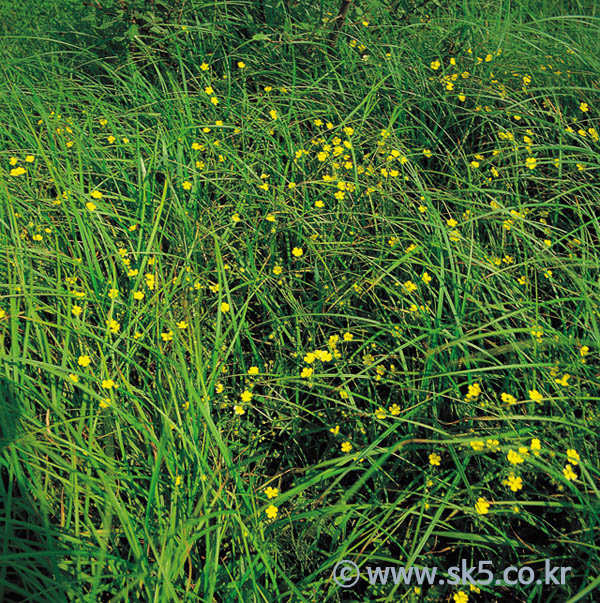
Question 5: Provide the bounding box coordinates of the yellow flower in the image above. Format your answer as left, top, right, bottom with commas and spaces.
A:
292, 247, 303, 257
10, 166, 26, 176
505, 473, 523, 492
470, 440, 484, 451
525, 157, 537, 170
566, 449, 580, 465
182, 180, 192, 190
402, 280, 417, 293
161, 330, 174, 342
90, 190, 102, 199
69, 373, 79, 383
25, 155, 35, 162
265, 504, 278, 519
430, 59, 441, 70
465, 383, 481, 401
233, 405, 245, 415
501, 392, 517, 405
300, 367, 313, 378
507, 449, 524, 465
104, 319, 120, 334
429, 453, 441, 466
240, 390, 252, 403
265, 486, 278, 499
341, 441, 352, 453
530, 438, 541, 455
133, 291, 144, 300
86, 202, 97, 211
269, 109, 278, 120
273, 265, 282, 275
421, 272, 432, 284
528, 389, 543, 403
237, 61, 246, 69
475, 497, 490, 515
78, 355, 91, 367
454, 591, 468, 603
563, 464, 577, 481
531, 327, 543, 339
248, 366, 259, 375
102, 379, 115, 389
108, 288, 118, 299
486, 439, 500, 452
579, 102, 589, 112
200, 62, 209, 71
176, 320, 188, 329
389, 403, 400, 415
71, 305, 83, 317
303, 352, 316, 364
220, 302, 230, 313
375, 407, 386, 419
554, 374, 570, 387
315, 349, 332, 362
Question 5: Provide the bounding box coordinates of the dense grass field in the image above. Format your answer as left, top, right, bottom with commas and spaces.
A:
1, 1, 599, 601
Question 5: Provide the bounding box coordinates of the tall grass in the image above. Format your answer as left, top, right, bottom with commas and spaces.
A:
1, 1, 599, 601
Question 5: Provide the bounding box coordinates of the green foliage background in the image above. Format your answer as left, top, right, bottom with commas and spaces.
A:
1, 1, 600, 602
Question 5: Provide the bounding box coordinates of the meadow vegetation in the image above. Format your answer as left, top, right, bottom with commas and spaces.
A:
1, 0, 599, 601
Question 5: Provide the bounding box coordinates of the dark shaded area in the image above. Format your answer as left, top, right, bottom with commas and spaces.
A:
0, 377, 73, 602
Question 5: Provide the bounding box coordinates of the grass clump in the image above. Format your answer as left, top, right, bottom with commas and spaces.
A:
1, 1, 599, 601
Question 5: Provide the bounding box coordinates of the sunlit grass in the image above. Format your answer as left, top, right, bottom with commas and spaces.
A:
1, 1, 599, 601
